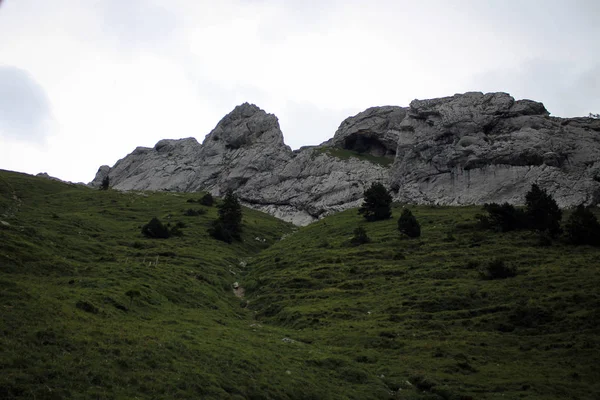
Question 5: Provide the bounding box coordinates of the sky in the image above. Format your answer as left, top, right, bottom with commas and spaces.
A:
0, 0, 599, 183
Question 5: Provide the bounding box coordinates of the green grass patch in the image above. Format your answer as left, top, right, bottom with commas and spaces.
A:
1, 169, 599, 399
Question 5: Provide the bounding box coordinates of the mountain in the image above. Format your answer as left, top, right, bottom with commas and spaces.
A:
92, 92, 600, 224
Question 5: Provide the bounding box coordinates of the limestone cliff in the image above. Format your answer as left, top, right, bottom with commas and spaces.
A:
92, 93, 600, 224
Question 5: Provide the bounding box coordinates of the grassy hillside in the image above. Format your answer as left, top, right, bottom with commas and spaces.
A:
1, 170, 599, 399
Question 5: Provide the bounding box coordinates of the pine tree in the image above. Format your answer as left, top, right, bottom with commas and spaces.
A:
398, 209, 421, 238
525, 184, 562, 237
100, 176, 110, 191
209, 190, 243, 242
565, 204, 600, 246
358, 182, 392, 222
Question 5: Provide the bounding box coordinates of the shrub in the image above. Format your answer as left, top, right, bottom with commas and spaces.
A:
183, 208, 206, 216
358, 182, 392, 222
200, 193, 214, 206
525, 184, 562, 237
349, 227, 370, 246
565, 204, 600, 246
141, 217, 171, 239
168, 222, 184, 237
125, 290, 141, 308
76, 300, 99, 314
208, 220, 234, 243
480, 202, 527, 232
479, 259, 517, 280
397, 209, 421, 238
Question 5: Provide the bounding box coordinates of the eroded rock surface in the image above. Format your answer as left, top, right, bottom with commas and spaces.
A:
92, 93, 600, 224
391, 92, 600, 207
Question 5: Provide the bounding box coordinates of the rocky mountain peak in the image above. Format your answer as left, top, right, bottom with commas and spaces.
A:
92, 93, 600, 225
202, 102, 287, 152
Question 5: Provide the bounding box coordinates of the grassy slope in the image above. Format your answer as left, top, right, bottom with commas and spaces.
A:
1, 169, 599, 399
245, 207, 600, 399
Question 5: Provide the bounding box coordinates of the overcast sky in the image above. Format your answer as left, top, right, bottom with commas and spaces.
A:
1, 0, 599, 183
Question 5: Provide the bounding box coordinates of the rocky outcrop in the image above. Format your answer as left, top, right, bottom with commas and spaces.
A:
391, 92, 600, 207
329, 106, 407, 158
91, 103, 388, 225
92, 93, 600, 224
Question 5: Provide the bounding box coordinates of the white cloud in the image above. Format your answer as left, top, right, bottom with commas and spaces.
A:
0, 0, 599, 182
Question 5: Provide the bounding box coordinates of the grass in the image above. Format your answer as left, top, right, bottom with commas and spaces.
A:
313, 147, 394, 167
1, 169, 599, 399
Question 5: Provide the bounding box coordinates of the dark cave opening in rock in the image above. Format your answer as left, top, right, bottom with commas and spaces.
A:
343, 134, 396, 158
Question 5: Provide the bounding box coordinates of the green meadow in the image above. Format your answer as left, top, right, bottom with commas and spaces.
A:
1, 170, 598, 399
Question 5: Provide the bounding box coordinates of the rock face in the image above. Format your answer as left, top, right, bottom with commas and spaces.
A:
91, 103, 388, 225
92, 93, 600, 224
391, 92, 600, 207
329, 106, 407, 158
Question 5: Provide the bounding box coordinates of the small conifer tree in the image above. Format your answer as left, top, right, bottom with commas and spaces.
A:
525, 184, 562, 237
209, 190, 243, 242
565, 204, 600, 246
100, 176, 110, 191
398, 209, 421, 238
358, 182, 392, 222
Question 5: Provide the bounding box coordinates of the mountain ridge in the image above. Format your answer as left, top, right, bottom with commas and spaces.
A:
91, 92, 600, 225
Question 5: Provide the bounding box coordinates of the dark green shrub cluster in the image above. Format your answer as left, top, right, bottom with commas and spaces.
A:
141, 218, 184, 239
208, 191, 242, 243
478, 202, 527, 232
525, 184, 562, 237
187, 193, 214, 206
478, 184, 563, 239
349, 226, 370, 246
479, 259, 517, 280
183, 208, 207, 216
76, 300, 99, 314
358, 182, 392, 222
200, 193, 214, 206
564, 204, 600, 246
397, 209, 421, 238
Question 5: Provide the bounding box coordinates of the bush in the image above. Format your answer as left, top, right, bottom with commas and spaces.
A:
564, 204, 600, 246
168, 222, 184, 237
183, 208, 206, 216
479, 259, 517, 280
358, 182, 392, 222
349, 227, 370, 246
141, 217, 171, 239
397, 209, 421, 238
208, 220, 234, 243
525, 184, 562, 237
200, 193, 214, 206
480, 202, 527, 232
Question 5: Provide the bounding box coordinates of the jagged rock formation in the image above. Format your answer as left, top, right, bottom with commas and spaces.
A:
92, 93, 600, 224
329, 105, 407, 158
91, 103, 388, 225
391, 92, 600, 207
